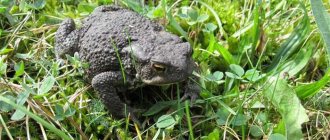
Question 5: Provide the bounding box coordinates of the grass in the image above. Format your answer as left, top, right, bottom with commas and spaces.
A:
0, 0, 330, 139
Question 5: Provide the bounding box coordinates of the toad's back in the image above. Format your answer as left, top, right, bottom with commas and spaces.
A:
77, 6, 163, 79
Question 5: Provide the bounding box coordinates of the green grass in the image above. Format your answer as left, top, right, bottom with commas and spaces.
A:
0, 0, 329, 139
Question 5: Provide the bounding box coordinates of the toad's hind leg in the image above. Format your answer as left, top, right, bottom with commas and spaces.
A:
55, 19, 79, 59
91, 71, 138, 122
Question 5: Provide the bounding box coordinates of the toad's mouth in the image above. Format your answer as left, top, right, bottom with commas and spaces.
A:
141, 76, 183, 85
142, 76, 168, 85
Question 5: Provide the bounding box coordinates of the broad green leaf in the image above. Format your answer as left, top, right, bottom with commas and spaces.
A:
207, 128, 220, 140
231, 113, 248, 126
206, 71, 223, 82
213, 71, 224, 81
229, 64, 244, 77
178, 6, 190, 19
0, 95, 15, 112
0, 6, 6, 14
27, 0, 46, 10
143, 100, 177, 116
205, 74, 215, 81
15, 53, 33, 59
16, 91, 30, 105
34, 0, 46, 9
251, 101, 265, 109
216, 108, 230, 125
295, 69, 330, 99
216, 43, 235, 64
264, 77, 309, 140
147, 5, 165, 19
310, 0, 330, 65
203, 23, 217, 32
177, 13, 189, 19
273, 120, 286, 136
187, 8, 198, 21
0, 48, 13, 55
54, 104, 65, 121
197, 14, 209, 23
38, 76, 55, 95
269, 133, 287, 140
14, 61, 24, 77
64, 106, 76, 117
250, 125, 264, 137
267, 6, 310, 71
244, 69, 263, 82
277, 47, 313, 76
256, 113, 267, 123
156, 115, 176, 129
225, 72, 241, 79
11, 109, 25, 120
187, 21, 197, 26
12, 91, 30, 120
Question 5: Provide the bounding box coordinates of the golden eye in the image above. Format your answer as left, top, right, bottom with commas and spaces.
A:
152, 64, 166, 72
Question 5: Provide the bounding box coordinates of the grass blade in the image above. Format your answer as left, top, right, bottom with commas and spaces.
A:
267, 4, 310, 71
0, 114, 14, 140
185, 101, 194, 140
295, 69, 330, 99
0, 95, 72, 140
310, 0, 330, 65
167, 9, 189, 41
276, 46, 313, 76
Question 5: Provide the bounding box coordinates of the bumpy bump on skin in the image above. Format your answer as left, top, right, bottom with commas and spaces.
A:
55, 5, 200, 120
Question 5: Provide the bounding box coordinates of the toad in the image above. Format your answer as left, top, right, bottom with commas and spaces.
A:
55, 5, 199, 120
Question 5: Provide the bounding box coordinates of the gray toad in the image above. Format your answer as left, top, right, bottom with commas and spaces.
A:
55, 5, 199, 120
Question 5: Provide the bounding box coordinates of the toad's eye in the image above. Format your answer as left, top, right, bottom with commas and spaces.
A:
152, 63, 166, 73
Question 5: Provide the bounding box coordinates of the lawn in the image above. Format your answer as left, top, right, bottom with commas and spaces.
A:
0, 0, 329, 139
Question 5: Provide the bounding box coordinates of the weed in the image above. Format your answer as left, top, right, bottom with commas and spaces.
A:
0, 0, 329, 139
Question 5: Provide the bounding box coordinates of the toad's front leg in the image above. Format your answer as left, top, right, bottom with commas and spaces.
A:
91, 71, 136, 120
181, 76, 201, 103
55, 19, 79, 59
